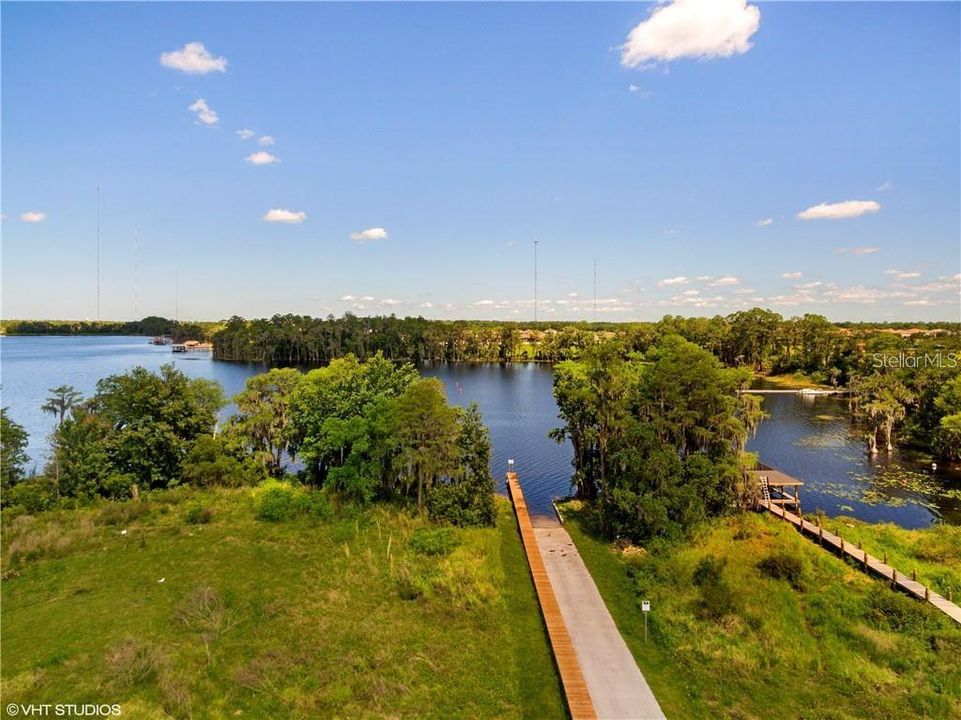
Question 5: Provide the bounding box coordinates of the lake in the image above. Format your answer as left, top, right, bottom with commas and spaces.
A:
2, 335, 958, 527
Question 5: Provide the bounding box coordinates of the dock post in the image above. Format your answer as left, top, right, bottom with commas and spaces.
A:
862, 550, 868, 570
840, 535, 844, 552
949, 589, 953, 603
912, 569, 917, 582
925, 587, 930, 602
883, 551, 887, 565
891, 568, 897, 589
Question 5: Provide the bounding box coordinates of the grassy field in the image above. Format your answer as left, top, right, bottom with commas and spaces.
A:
819, 515, 961, 599
1, 488, 565, 719
561, 502, 961, 720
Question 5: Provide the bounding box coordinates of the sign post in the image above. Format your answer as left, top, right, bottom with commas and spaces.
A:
641, 600, 651, 642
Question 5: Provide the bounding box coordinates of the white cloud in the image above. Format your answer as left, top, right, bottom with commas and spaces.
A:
621, 0, 761, 68
263, 208, 306, 224
20, 211, 46, 223
246, 151, 280, 166
798, 200, 880, 220
795, 281, 823, 289
381, 298, 402, 306
695, 275, 712, 281
420, 302, 434, 308
781, 271, 803, 279
474, 300, 495, 306
836, 246, 880, 255
188, 98, 218, 126
885, 269, 922, 280
349, 227, 388, 244
709, 276, 740, 286
237, 129, 255, 139
160, 42, 227, 74
658, 276, 689, 286
877, 180, 894, 192
257, 135, 275, 146
756, 218, 773, 227
340, 294, 355, 301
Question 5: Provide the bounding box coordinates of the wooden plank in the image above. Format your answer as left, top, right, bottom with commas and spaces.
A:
506, 472, 597, 720
758, 500, 961, 626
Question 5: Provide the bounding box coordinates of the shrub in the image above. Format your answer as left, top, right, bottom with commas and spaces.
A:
409, 527, 459, 556
427, 481, 496, 527
183, 436, 264, 488
758, 552, 805, 589
693, 555, 726, 586
294, 490, 333, 520
255, 486, 297, 522
251, 480, 333, 522
5, 478, 58, 515
105, 636, 168, 688
184, 504, 213, 525
693, 555, 739, 620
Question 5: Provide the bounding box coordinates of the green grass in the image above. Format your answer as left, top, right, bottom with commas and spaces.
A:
819, 515, 961, 599
561, 502, 961, 720
1, 488, 565, 719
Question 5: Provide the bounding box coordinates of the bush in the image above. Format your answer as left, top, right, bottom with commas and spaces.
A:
184, 504, 213, 525
5, 479, 58, 515
255, 487, 298, 522
409, 527, 459, 556
252, 480, 333, 522
758, 552, 805, 589
183, 436, 264, 488
693, 555, 726, 587
693, 555, 739, 620
427, 481, 496, 527
294, 491, 333, 520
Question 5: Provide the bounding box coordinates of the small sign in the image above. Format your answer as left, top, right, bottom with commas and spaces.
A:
642, 600, 651, 613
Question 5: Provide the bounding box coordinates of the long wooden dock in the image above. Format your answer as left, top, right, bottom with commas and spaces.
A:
760, 500, 961, 625
506, 472, 597, 720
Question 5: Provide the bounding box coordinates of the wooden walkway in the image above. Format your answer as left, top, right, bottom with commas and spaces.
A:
507, 472, 597, 720
759, 500, 961, 625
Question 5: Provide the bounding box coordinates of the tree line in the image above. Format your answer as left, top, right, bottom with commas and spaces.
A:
212, 311, 961, 459
1, 316, 218, 343
0, 357, 495, 527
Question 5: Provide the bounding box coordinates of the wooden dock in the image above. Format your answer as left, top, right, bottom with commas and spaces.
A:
506, 472, 597, 720
760, 499, 961, 625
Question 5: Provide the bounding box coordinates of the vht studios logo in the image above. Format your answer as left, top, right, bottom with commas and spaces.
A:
6, 705, 122, 718
871, 352, 959, 369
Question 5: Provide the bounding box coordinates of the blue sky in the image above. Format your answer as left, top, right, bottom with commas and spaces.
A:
2, 1, 959, 322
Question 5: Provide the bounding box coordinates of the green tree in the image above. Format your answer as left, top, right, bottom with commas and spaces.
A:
91, 364, 225, 489
428, 402, 496, 526
41, 385, 83, 427
390, 378, 460, 512
229, 368, 303, 475
1, 408, 30, 493
851, 373, 915, 454
48, 407, 115, 499
292, 354, 417, 483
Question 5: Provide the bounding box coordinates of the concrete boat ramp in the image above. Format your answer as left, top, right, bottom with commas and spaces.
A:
508, 473, 665, 720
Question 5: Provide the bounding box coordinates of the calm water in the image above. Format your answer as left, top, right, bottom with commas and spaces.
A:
2, 336, 958, 526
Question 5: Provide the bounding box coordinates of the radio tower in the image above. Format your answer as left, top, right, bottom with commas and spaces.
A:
96, 186, 101, 320
593, 257, 597, 323
533, 238, 539, 323
133, 229, 140, 318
